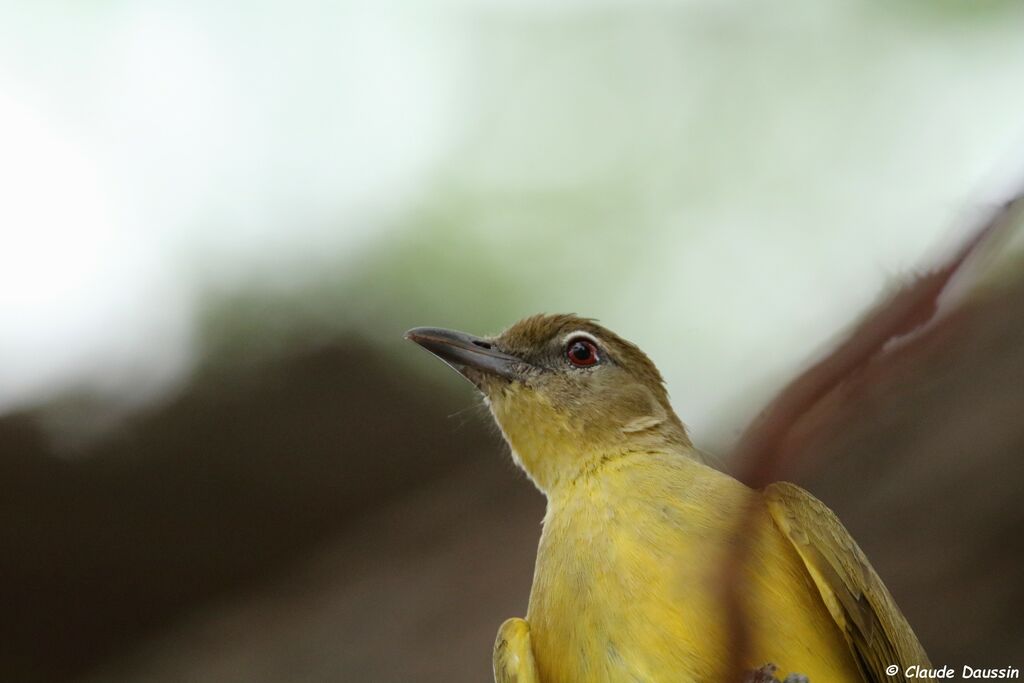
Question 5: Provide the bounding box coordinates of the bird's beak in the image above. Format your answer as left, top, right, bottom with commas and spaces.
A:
405, 327, 527, 382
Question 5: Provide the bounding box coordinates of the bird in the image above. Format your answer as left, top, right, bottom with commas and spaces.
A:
406, 314, 931, 683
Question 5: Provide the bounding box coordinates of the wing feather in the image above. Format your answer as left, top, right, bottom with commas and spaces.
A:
764, 482, 932, 683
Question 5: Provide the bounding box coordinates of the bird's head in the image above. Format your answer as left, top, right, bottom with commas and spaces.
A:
407, 314, 691, 492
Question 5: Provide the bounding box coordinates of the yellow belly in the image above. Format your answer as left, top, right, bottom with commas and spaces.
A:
525, 454, 863, 683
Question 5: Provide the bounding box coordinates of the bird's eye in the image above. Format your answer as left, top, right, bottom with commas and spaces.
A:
566, 338, 599, 367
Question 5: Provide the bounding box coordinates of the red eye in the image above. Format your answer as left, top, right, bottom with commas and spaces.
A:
566, 338, 599, 367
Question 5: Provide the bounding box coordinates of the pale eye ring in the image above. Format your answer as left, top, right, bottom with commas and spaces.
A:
566, 337, 599, 367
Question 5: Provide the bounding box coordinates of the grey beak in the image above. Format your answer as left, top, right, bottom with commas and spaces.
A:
405, 327, 525, 382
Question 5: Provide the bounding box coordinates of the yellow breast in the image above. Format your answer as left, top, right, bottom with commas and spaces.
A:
525, 452, 863, 683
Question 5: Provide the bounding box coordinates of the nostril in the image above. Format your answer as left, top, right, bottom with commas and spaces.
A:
472, 340, 493, 349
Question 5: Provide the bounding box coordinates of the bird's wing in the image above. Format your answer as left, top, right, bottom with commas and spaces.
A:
763, 481, 931, 683
493, 618, 540, 683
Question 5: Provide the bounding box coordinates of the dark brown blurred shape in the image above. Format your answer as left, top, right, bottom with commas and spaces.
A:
0, 342, 538, 682
1, 266, 1022, 682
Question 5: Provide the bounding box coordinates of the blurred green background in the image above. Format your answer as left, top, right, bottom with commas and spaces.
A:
1, 1, 1023, 681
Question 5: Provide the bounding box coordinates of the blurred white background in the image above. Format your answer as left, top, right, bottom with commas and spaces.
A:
3, 0, 1024, 446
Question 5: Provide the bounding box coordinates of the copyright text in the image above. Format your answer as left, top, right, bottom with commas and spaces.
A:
888, 665, 1020, 679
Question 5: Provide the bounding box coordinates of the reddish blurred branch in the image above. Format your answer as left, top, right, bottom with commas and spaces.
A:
722, 196, 1024, 680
